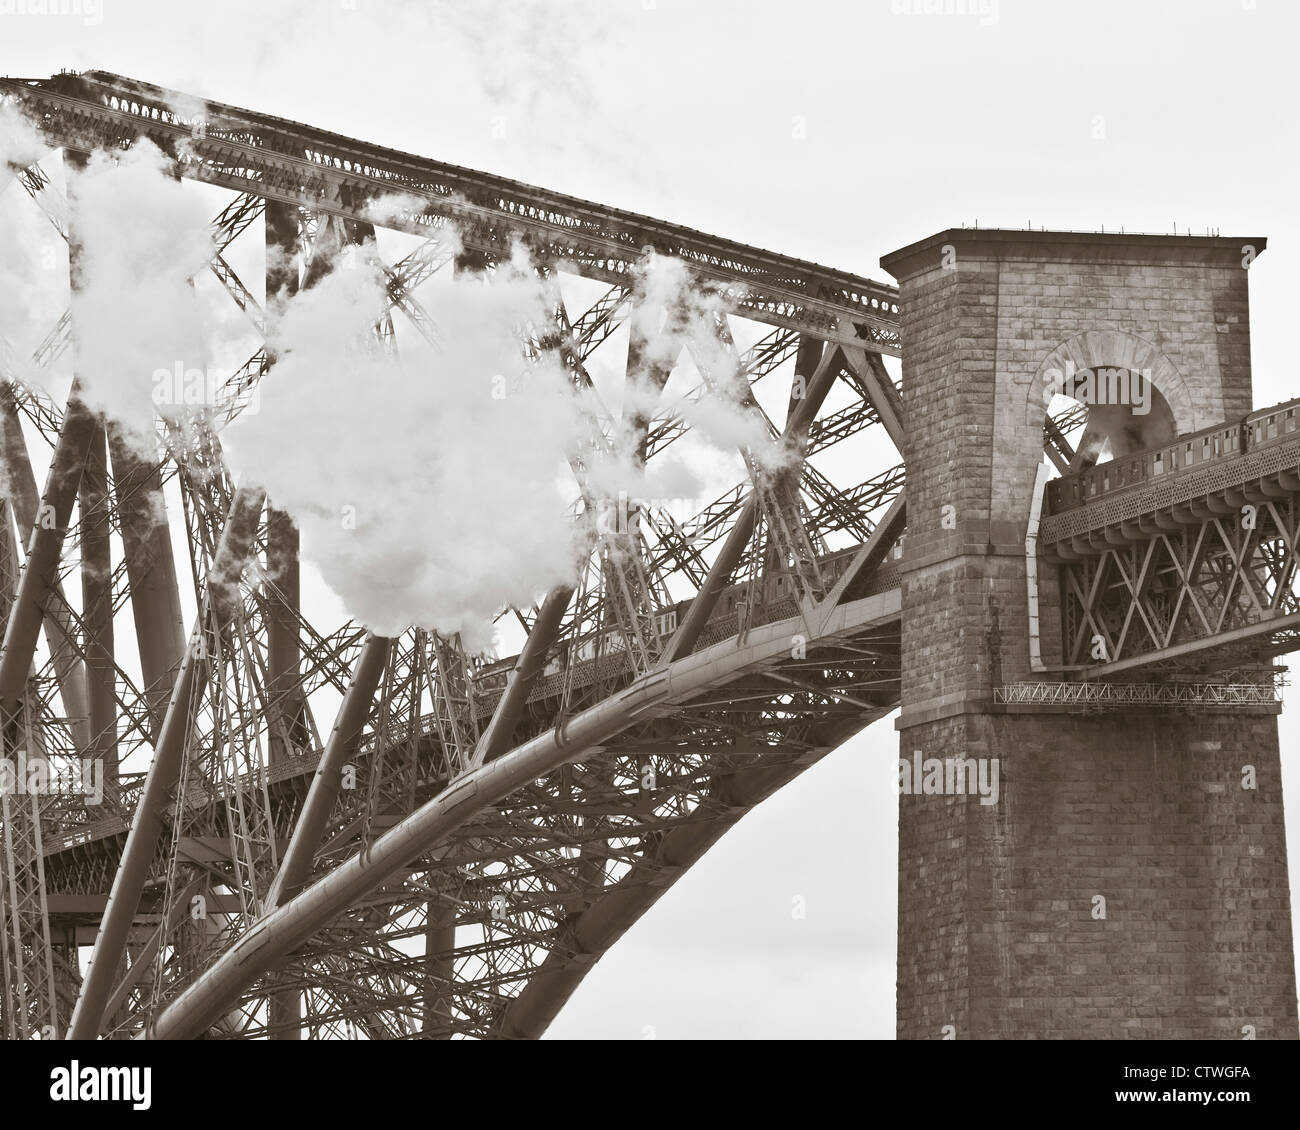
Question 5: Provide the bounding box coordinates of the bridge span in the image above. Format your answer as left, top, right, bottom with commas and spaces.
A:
0, 70, 1296, 1040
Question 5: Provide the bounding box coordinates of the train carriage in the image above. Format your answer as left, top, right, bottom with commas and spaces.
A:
1246, 399, 1300, 448
1045, 411, 1265, 515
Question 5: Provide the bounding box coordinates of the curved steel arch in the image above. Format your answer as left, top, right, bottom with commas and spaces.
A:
144, 591, 902, 1038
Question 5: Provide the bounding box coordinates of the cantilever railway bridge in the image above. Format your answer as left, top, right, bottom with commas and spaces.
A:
0, 71, 1297, 1041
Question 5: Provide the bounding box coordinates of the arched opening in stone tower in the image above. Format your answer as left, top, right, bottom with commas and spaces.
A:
1043, 363, 1177, 475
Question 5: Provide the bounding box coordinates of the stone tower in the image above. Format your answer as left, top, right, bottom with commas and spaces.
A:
881, 229, 1298, 1039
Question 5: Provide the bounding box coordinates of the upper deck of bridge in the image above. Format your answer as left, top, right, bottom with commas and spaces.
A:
1039, 399, 1300, 553
0, 69, 901, 350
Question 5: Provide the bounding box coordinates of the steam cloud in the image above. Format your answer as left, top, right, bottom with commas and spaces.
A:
0, 102, 53, 362
63, 141, 223, 448
227, 249, 588, 646
0, 112, 799, 647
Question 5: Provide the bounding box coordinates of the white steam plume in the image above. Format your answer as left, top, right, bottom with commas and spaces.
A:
0, 102, 54, 362
625, 253, 793, 474
225, 245, 588, 647
1, 113, 810, 649
63, 140, 223, 451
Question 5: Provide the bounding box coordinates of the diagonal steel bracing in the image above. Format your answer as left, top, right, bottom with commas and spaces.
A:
0, 67, 925, 1041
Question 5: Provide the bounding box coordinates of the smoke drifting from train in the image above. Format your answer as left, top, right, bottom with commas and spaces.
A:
0, 113, 795, 645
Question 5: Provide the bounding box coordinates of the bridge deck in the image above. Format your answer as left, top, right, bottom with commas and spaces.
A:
0, 70, 901, 350
1040, 435, 1300, 550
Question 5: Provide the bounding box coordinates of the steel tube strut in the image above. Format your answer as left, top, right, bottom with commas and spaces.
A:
66, 486, 265, 1040
471, 585, 573, 769
0, 386, 98, 709
263, 199, 303, 1037
0, 386, 91, 748
79, 421, 116, 794
109, 429, 186, 737
264, 632, 392, 911
841, 341, 905, 451
422, 897, 455, 1035
264, 202, 302, 763
661, 497, 758, 664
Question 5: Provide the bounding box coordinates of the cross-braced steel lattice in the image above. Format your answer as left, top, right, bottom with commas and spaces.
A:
5, 68, 1293, 1042
1044, 455, 1300, 674
0, 70, 912, 1040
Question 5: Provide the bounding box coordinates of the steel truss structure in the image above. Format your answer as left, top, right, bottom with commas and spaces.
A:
993, 678, 1283, 710
0, 71, 913, 1040
1042, 443, 1300, 674
0, 69, 1296, 1042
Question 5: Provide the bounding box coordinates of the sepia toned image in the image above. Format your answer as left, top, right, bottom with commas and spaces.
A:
0, 2, 1296, 1109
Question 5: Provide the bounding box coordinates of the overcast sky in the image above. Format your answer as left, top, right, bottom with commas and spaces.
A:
3, 0, 1299, 1039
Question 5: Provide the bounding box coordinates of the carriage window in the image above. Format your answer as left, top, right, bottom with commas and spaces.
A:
1287, 409, 1296, 432
1270, 417, 1279, 438
1102, 471, 1110, 491
1153, 453, 1164, 474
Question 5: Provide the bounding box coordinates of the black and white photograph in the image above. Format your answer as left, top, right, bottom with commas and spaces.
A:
0, 0, 1296, 1110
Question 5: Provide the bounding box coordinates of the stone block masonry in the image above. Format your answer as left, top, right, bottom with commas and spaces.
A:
897, 713, 1295, 1039
881, 229, 1297, 1038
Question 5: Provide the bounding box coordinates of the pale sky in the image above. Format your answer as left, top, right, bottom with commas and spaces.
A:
3, 0, 1298, 1038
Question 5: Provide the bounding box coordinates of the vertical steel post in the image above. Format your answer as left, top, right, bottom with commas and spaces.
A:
110, 430, 187, 739
79, 422, 116, 799
66, 486, 265, 1041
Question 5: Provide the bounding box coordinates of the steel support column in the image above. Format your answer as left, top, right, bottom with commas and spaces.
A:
66, 486, 265, 1040
109, 430, 186, 738
0, 386, 91, 750
79, 422, 116, 798
265, 633, 391, 911
472, 587, 572, 768
422, 895, 455, 1037
0, 388, 97, 712
265, 200, 309, 771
